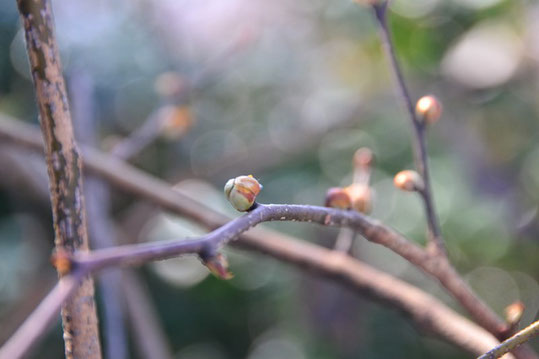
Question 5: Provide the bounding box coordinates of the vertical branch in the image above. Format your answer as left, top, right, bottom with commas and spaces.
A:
371, 2, 444, 256
15, 1, 102, 358
71, 71, 128, 359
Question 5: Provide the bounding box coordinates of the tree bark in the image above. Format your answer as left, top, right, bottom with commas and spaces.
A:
15, 0, 102, 358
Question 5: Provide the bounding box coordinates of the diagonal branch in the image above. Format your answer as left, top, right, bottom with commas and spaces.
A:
14, 1, 101, 358
478, 321, 539, 359
0, 205, 508, 359
0, 272, 83, 359
0, 116, 526, 354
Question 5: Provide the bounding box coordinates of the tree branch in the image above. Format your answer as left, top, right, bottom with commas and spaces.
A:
0, 116, 530, 357
14, 1, 101, 358
371, 2, 444, 257
0, 205, 508, 359
479, 321, 539, 359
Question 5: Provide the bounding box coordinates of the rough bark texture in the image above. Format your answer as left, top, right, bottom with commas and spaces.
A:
15, 1, 101, 358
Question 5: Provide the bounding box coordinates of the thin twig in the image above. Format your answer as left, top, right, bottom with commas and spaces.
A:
0, 271, 83, 359
371, 2, 445, 257
478, 321, 539, 359
71, 69, 129, 359
121, 271, 174, 359
15, 1, 101, 358
0, 117, 510, 338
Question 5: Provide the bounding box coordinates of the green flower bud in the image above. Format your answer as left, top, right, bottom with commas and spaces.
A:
224, 175, 262, 212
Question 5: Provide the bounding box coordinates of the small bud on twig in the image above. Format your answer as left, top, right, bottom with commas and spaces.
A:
158, 105, 194, 140
354, 147, 374, 170
505, 301, 525, 326
50, 249, 72, 276
325, 187, 352, 210
203, 253, 234, 280
415, 95, 442, 125
345, 184, 372, 214
224, 175, 262, 212
394, 170, 424, 192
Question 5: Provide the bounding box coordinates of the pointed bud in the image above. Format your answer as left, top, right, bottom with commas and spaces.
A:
505, 301, 525, 326
345, 184, 372, 214
354, 147, 374, 169
416, 95, 442, 125
224, 175, 262, 212
394, 170, 424, 192
204, 253, 234, 280
50, 249, 72, 276
325, 187, 352, 209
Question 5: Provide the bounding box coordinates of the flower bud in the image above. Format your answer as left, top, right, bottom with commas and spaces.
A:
394, 170, 424, 192
158, 105, 194, 140
345, 184, 372, 214
505, 301, 525, 326
50, 249, 72, 276
354, 147, 374, 169
325, 187, 352, 209
203, 253, 234, 280
224, 175, 262, 212
415, 95, 442, 125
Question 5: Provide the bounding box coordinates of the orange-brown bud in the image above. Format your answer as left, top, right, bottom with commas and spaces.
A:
158, 105, 194, 140
354, 147, 374, 169
204, 253, 234, 280
224, 175, 262, 212
325, 187, 352, 210
345, 184, 372, 214
50, 249, 72, 276
394, 170, 424, 192
415, 95, 442, 125
505, 301, 525, 325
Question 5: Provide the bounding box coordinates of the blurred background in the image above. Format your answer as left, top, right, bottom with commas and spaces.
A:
0, 0, 538, 358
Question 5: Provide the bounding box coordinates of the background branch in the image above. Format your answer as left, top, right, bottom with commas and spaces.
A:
0, 116, 517, 345
0, 204, 509, 359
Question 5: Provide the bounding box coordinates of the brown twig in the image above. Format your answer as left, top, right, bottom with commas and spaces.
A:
0, 116, 514, 342
0, 203, 509, 359
371, 2, 444, 257
15, 1, 101, 358
478, 321, 539, 359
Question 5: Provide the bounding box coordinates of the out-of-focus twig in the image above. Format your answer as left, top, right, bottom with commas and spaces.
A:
478, 321, 539, 359
0, 117, 532, 358
15, 1, 101, 358
122, 271, 174, 359
0, 272, 83, 359
71, 71, 128, 359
